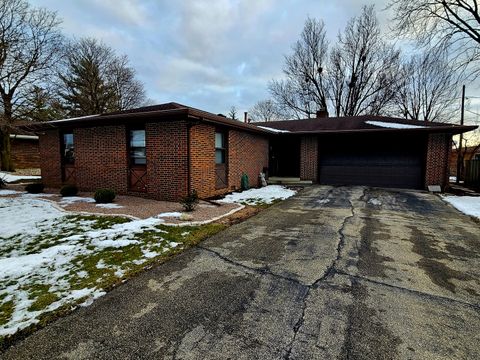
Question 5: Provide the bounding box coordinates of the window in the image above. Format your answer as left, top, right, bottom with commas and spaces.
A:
129, 129, 146, 165
62, 133, 74, 164
215, 132, 226, 164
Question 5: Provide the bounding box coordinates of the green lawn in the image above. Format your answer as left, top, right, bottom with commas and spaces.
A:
0, 196, 225, 347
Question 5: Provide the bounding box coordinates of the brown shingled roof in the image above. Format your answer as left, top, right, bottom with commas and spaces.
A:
23, 102, 269, 135
254, 115, 476, 135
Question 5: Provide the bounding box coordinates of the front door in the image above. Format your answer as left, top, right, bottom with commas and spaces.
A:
61, 132, 76, 183
128, 128, 147, 192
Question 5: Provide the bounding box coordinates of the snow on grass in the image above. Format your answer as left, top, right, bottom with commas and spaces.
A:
95, 203, 123, 209
365, 120, 426, 129
0, 172, 41, 183
0, 196, 203, 339
0, 189, 21, 196
59, 196, 96, 206
442, 195, 480, 218
218, 185, 296, 206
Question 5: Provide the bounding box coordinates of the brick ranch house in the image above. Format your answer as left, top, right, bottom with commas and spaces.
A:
0, 133, 40, 169
27, 102, 476, 201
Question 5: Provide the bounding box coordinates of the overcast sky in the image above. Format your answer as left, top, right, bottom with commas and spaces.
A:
30, 0, 480, 124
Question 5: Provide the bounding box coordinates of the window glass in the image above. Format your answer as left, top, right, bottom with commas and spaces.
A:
215, 132, 226, 164
63, 133, 74, 164
215, 149, 225, 164
130, 130, 146, 147
129, 129, 146, 165
215, 132, 224, 148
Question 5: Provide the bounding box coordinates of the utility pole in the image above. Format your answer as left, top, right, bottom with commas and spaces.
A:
456, 84, 465, 184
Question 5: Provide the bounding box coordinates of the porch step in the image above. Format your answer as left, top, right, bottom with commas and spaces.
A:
268, 177, 313, 185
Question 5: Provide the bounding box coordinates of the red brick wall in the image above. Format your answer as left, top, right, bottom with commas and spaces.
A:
425, 133, 451, 189
189, 124, 269, 198
39, 130, 62, 187
11, 138, 40, 169
189, 124, 217, 198
39, 120, 269, 201
74, 125, 128, 194
228, 129, 269, 190
146, 121, 188, 201
300, 136, 318, 182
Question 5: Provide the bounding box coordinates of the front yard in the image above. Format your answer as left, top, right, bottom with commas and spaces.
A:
0, 185, 297, 347
0, 195, 225, 344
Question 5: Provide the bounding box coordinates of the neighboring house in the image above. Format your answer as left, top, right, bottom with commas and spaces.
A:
3, 133, 40, 169
28, 103, 476, 201
449, 146, 480, 177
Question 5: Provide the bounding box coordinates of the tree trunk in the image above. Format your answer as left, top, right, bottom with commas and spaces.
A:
0, 129, 13, 171
1, 95, 15, 171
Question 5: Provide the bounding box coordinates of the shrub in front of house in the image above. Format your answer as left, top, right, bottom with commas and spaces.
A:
94, 188, 116, 203
25, 183, 44, 194
60, 184, 78, 197
181, 190, 199, 212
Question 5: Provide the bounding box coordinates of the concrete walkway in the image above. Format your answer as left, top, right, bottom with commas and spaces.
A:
3, 186, 480, 359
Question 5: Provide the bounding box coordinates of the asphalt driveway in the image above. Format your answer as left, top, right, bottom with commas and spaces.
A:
3, 186, 480, 359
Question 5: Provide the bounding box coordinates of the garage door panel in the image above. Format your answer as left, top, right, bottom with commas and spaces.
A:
319, 164, 422, 188
318, 135, 425, 189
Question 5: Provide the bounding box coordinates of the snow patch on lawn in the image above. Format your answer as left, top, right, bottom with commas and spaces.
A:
0, 197, 66, 239
0, 172, 41, 183
442, 195, 480, 218
95, 203, 123, 209
218, 185, 296, 205
365, 120, 426, 129
0, 196, 178, 337
0, 189, 21, 196
21, 193, 55, 198
59, 196, 96, 206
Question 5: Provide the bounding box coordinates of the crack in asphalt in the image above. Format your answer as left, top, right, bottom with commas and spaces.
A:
197, 246, 304, 286
198, 189, 364, 360
336, 270, 480, 312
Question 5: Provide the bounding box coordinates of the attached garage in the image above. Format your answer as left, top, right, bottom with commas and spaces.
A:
318, 133, 426, 189
256, 115, 477, 191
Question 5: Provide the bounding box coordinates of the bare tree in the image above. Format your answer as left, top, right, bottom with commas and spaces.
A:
269, 17, 329, 119
107, 55, 146, 111
389, 0, 480, 78
0, 0, 63, 171
58, 38, 146, 116
228, 105, 238, 120
394, 49, 460, 122
249, 99, 289, 122
328, 6, 401, 117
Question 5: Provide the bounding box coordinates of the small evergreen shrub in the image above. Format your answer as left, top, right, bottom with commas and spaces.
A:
181, 190, 199, 212
94, 188, 116, 203
241, 173, 250, 191
60, 184, 78, 197
25, 183, 44, 194
0, 176, 6, 189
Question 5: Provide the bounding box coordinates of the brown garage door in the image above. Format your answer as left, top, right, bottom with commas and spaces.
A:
318, 134, 426, 189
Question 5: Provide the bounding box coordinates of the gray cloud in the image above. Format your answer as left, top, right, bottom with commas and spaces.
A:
30, 0, 476, 121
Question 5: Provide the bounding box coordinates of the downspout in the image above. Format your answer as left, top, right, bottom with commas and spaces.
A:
187, 122, 192, 195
